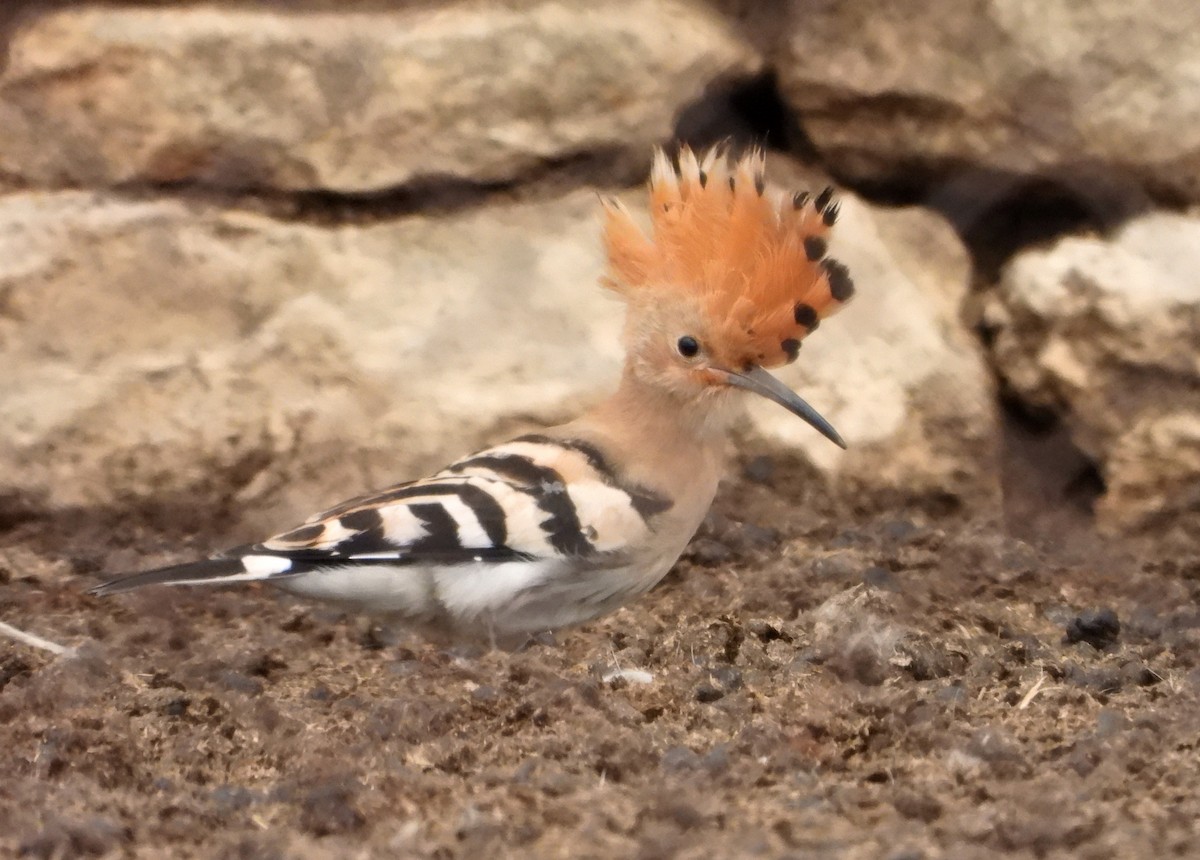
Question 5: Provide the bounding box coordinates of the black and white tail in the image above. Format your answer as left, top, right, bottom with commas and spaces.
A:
88, 554, 296, 597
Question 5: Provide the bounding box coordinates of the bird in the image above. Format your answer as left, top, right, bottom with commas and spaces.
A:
89, 145, 855, 646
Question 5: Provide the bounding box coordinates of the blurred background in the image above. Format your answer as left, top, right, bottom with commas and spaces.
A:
0, 0, 1196, 553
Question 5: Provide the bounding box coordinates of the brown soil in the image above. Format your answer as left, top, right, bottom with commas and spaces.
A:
1, 456, 1198, 860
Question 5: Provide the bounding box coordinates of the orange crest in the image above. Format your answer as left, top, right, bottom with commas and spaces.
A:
601, 146, 854, 368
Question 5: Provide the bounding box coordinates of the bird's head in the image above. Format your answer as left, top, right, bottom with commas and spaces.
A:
601, 146, 855, 448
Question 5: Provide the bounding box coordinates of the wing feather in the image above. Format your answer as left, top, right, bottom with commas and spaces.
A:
233, 437, 671, 570
92, 437, 676, 597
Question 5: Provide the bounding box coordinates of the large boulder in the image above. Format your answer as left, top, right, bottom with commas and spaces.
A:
0, 2, 757, 193
987, 212, 1200, 539
772, 0, 1200, 204
0, 190, 624, 533
1, 171, 998, 530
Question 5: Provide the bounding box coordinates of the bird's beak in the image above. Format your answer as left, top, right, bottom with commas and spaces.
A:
717, 365, 847, 449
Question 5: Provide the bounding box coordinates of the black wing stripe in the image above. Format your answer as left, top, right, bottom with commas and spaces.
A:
514, 434, 674, 522
339, 508, 383, 532
451, 482, 508, 548
323, 481, 495, 527
383, 485, 510, 549
451, 454, 593, 557
450, 454, 549, 489
407, 503, 461, 554
328, 530, 380, 556
537, 484, 593, 557
628, 490, 673, 519
336, 484, 509, 553
324, 507, 388, 555
517, 433, 615, 480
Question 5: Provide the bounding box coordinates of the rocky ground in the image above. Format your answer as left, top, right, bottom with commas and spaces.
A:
2, 448, 1197, 859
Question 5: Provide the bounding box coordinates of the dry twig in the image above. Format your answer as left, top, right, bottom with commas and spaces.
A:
0, 620, 73, 657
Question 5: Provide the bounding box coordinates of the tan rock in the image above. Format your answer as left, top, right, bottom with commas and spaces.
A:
2, 172, 998, 527
0, 190, 625, 532
1104, 413, 1200, 543
0, 2, 757, 192
774, 1, 1200, 202
988, 211, 1200, 535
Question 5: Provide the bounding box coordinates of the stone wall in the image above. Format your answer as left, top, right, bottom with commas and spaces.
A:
1, 1, 1195, 543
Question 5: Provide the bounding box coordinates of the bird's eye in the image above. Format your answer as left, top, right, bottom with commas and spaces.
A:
676, 336, 700, 358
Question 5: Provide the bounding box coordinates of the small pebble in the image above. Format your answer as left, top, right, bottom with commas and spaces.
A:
1063, 608, 1121, 649
1119, 661, 1159, 687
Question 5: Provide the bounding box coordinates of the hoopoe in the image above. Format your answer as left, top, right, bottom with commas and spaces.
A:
90, 146, 854, 644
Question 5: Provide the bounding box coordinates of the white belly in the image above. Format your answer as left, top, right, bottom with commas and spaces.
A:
276, 563, 437, 616
275, 554, 675, 640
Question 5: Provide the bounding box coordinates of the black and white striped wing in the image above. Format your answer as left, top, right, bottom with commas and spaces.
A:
89, 435, 674, 598
251, 476, 526, 567
241, 434, 673, 573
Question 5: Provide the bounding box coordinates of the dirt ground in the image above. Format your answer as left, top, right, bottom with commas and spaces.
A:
1, 447, 1198, 860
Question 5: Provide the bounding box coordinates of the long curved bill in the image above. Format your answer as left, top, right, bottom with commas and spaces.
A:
719, 366, 847, 449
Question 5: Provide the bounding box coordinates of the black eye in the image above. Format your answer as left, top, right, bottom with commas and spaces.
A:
676, 336, 700, 358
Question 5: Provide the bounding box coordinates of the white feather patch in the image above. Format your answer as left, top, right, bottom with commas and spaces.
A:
278, 564, 433, 615
241, 555, 293, 576
487, 484, 557, 557
432, 559, 560, 621
437, 494, 492, 548
378, 504, 426, 546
